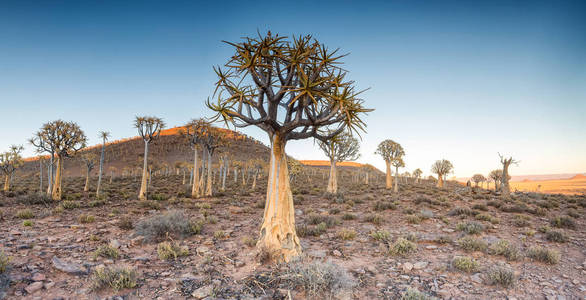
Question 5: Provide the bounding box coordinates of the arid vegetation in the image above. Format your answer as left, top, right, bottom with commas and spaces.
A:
0, 31, 583, 300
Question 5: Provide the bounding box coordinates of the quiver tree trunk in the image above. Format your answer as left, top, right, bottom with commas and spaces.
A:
52, 156, 63, 200
394, 166, 399, 192
138, 142, 149, 200
437, 174, 444, 188
221, 161, 227, 191
326, 158, 337, 194
364, 172, 369, 185
191, 148, 200, 198
206, 149, 212, 196
3, 175, 9, 192
47, 155, 54, 195
385, 161, 393, 189
251, 170, 257, 190
501, 164, 511, 197
257, 134, 301, 263
84, 168, 90, 192
96, 143, 105, 198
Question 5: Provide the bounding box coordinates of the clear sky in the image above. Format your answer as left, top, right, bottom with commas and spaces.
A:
1, 0, 585, 178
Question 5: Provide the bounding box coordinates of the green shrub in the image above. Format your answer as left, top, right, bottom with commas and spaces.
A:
337, 229, 357, 240
456, 222, 484, 235
78, 214, 96, 224
512, 214, 530, 227
389, 238, 417, 257
91, 266, 137, 291
135, 210, 200, 241
306, 214, 339, 228
406, 215, 422, 224
0, 251, 9, 273
61, 200, 79, 210
117, 216, 134, 230
489, 240, 520, 261
363, 214, 383, 225
550, 216, 575, 229
23, 220, 33, 226
447, 207, 473, 216
401, 288, 433, 300
16, 209, 34, 219
93, 245, 119, 260
370, 230, 391, 242
284, 260, 355, 297
485, 265, 515, 287
452, 256, 479, 273
457, 237, 488, 252
527, 246, 560, 264
545, 230, 568, 243
157, 241, 188, 260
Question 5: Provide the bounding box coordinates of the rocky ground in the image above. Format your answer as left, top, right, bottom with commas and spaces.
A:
0, 173, 584, 299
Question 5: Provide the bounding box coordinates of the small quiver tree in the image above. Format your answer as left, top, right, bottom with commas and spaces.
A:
30, 120, 87, 200
135, 116, 165, 200
498, 154, 519, 197
317, 131, 360, 194
471, 174, 486, 188
431, 159, 453, 188
391, 157, 405, 192
81, 152, 98, 192
375, 140, 404, 190
412, 168, 423, 184
0, 145, 24, 192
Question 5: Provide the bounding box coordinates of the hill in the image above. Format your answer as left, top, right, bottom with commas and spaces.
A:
19, 126, 271, 178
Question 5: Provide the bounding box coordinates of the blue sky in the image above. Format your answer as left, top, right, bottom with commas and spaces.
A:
1, 0, 585, 178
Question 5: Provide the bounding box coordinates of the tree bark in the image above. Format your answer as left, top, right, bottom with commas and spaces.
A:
326, 158, 337, 193
394, 166, 399, 192
84, 167, 90, 192
385, 161, 393, 189
191, 147, 200, 198
206, 149, 212, 196
3, 175, 9, 192
39, 159, 43, 194
257, 134, 301, 262
96, 142, 105, 198
221, 160, 227, 191
47, 154, 53, 195
138, 141, 149, 200
501, 164, 510, 196
52, 156, 63, 200
252, 170, 257, 190
437, 174, 444, 188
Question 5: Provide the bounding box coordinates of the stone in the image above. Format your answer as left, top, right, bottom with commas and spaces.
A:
191, 284, 213, 299
109, 239, 121, 249
470, 273, 483, 284
402, 262, 414, 272
235, 261, 245, 268
332, 250, 342, 257
413, 261, 428, 270
196, 246, 210, 255
44, 281, 55, 289
425, 245, 438, 250
31, 273, 46, 281
52, 257, 87, 275
25, 282, 43, 294
130, 236, 144, 246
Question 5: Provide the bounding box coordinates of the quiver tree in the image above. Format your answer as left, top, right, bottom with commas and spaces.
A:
207, 32, 371, 262
30, 120, 87, 200
96, 131, 110, 198
81, 152, 97, 192
317, 131, 360, 194
185, 119, 225, 197
135, 116, 165, 200
431, 159, 453, 188
182, 119, 209, 198
471, 174, 486, 188
488, 169, 503, 191
412, 168, 422, 184
499, 154, 519, 197
391, 157, 405, 192
0, 145, 24, 191
375, 140, 404, 190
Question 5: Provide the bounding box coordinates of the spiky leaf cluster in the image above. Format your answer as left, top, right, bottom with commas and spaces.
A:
30, 120, 87, 158
0, 145, 24, 176
431, 159, 453, 176
207, 32, 372, 142
375, 140, 404, 163
317, 131, 361, 162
